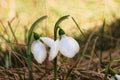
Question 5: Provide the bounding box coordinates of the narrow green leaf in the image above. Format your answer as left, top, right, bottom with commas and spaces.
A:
101, 19, 105, 37
27, 16, 47, 46
64, 65, 75, 80
100, 19, 106, 68
109, 58, 120, 65
100, 19, 106, 49
71, 16, 86, 39
26, 15, 47, 80
104, 55, 120, 80
27, 15, 47, 63
27, 15, 47, 66
53, 15, 69, 80
54, 15, 70, 40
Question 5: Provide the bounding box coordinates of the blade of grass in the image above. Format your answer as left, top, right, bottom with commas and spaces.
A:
24, 26, 28, 44
0, 35, 26, 68
87, 36, 99, 70
8, 21, 25, 68
104, 55, 120, 80
4, 53, 9, 69
13, 19, 20, 34
0, 20, 11, 69
8, 21, 22, 54
0, 20, 10, 39
64, 60, 79, 80
77, 32, 94, 67
99, 19, 105, 68
71, 16, 86, 39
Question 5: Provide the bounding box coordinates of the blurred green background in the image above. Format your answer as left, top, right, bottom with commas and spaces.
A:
0, 0, 120, 40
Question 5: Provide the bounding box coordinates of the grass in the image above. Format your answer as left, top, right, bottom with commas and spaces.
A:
0, 0, 120, 80
0, 16, 120, 80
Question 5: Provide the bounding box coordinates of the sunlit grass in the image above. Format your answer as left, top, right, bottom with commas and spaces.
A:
0, 0, 120, 40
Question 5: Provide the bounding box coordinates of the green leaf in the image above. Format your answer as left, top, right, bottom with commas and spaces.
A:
27, 16, 47, 46
26, 15, 47, 80
27, 15, 47, 56
99, 19, 106, 68
104, 57, 120, 80
53, 15, 69, 80
71, 16, 86, 39
101, 19, 105, 37
27, 15, 47, 59
54, 15, 70, 40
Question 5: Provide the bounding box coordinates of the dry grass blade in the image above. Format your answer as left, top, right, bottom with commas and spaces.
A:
77, 32, 94, 67
87, 36, 99, 69
8, 21, 23, 54
0, 20, 10, 38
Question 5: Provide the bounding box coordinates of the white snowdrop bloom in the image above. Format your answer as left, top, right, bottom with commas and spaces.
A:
49, 35, 80, 60
40, 37, 54, 47
111, 74, 120, 80
31, 40, 46, 64
59, 35, 79, 58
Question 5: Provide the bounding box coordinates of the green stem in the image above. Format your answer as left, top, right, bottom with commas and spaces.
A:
54, 25, 58, 80
54, 57, 58, 80
27, 16, 47, 79
53, 15, 70, 80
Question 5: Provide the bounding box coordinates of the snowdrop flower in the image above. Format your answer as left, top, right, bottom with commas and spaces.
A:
111, 74, 120, 80
31, 33, 54, 63
49, 28, 80, 60
40, 37, 54, 47
31, 28, 80, 62
31, 40, 46, 64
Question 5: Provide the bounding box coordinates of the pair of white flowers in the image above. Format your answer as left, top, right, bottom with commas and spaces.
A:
31, 34, 80, 64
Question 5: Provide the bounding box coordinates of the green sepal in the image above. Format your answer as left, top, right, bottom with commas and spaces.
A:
33, 32, 40, 40
59, 28, 65, 36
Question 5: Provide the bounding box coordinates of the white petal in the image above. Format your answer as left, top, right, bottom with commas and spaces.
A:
59, 35, 80, 58
116, 75, 120, 80
111, 75, 120, 80
31, 40, 46, 63
49, 40, 59, 61
40, 37, 54, 47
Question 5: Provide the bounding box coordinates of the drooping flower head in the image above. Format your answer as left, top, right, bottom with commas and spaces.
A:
31, 40, 46, 64
31, 32, 47, 64
49, 28, 80, 60
59, 28, 80, 57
